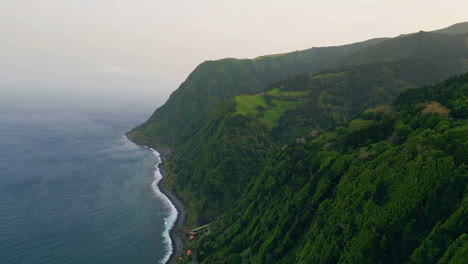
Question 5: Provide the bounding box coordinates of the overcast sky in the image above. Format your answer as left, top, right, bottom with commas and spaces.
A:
1, 0, 467, 106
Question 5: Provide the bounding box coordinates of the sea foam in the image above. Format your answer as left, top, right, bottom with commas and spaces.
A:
149, 148, 178, 264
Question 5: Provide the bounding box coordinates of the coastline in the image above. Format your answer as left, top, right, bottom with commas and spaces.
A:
157, 157, 187, 264
125, 134, 187, 264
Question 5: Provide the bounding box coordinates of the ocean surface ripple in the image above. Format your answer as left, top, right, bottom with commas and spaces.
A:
0, 105, 173, 264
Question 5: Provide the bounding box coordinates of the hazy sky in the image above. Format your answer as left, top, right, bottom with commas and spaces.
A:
1, 0, 467, 106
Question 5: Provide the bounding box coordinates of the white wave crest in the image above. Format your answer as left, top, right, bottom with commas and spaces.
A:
124, 135, 178, 264
149, 148, 178, 264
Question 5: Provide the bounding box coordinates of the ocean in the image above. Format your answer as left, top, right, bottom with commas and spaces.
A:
0, 103, 175, 264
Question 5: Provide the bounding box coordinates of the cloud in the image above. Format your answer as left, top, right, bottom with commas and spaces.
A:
100, 64, 132, 76
97, 64, 167, 80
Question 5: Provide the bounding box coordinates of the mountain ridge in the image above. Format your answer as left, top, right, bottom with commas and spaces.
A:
129, 22, 468, 149
432, 21, 468, 35
128, 38, 387, 147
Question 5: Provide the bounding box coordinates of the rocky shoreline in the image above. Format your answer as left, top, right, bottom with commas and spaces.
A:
157, 156, 187, 264
125, 134, 187, 264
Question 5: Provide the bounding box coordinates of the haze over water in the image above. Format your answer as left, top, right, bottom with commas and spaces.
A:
0, 102, 172, 263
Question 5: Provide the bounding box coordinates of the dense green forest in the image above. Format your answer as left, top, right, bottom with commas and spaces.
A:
198, 72, 468, 264
161, 28, 468, 226
129, 22, 468, 263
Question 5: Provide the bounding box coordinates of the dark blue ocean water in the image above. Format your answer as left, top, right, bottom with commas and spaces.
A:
0, 104, 173, 264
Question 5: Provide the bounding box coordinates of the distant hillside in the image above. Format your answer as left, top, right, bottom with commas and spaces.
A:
198, 72, 468, 264
329, 31, 468, 72
128, 38, 385, 147
432, 21, 468, 35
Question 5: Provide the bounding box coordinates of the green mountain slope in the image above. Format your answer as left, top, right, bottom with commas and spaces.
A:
432, 21, 468, 35
197, 73, 468, 264
329, 31, 468, 72
166, 98, 277, 225
165, 30, 468, 226
128, 38, 386, 147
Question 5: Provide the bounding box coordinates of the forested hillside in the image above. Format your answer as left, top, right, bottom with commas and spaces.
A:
198, 72, 468, 264
133, 22, 468, 150
128, 22, 468, 263
128, 38, 386, 147
164, 29, 468, 226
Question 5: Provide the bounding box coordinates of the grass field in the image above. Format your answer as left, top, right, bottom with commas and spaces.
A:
310, 72, 347, 79
349, 118, 373, 129
311, 130, 340, 144
234, 95, 303, 129
234, 95, 267, 116
267, 88, 310, 97
260, 99, 300, 129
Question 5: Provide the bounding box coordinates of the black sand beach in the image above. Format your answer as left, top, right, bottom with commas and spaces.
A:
125, 135, 187, 264
156, 148, 187, 264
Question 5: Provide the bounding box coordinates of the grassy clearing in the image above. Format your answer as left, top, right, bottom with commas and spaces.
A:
349, 118, 373, 129
267, 88, 310, 97
235, 95, 304, 129
311, 130, 340, 144
311, 72, 347, 79
267, 88, 281, 95
235, 95, 267, 116
323, 130, 339, 140
260, 99, 300, 129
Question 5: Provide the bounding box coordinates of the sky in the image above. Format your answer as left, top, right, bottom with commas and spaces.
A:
1, 0, 467, 107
